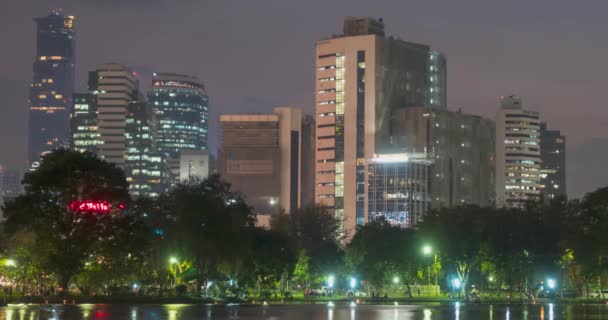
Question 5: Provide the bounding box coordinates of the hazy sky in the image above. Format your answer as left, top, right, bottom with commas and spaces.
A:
1, 0, 607, 198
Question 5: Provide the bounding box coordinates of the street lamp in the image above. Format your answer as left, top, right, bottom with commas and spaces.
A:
393, 276, 400, 284
169, 257, 179, 287
422, 245, 433, 256
5, 259, 16, 267
547, 278, 556, 290
422, 245, 433, 286
327, 275, 335, 289
349, 277, 357, 290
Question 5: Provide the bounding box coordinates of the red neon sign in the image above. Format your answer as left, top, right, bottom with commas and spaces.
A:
69, 200, 112, 214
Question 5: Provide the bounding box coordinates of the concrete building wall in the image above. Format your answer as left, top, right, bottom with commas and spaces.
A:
219, 107, 304, 215
390, 106, 495, 209
94, 64, 138, 167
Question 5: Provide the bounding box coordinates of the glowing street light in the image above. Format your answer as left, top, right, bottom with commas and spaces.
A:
349, 277, 357, 290
392, 276, 400, 284
422, 245, 433, 256
327, 275, 335, 288
452, 278, 461, 289
488, 276, 494, 282
5, 259, 16, 267
169, 257, 178, 264
547, 278, 556, 290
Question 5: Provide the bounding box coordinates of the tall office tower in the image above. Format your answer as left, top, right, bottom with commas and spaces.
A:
218, 107, 304, 215
495, 95, 542, 207
148, 73, 209, 182
390, 107, 496, 214
70, 93, 98, 153
540, 122, 566, 201
314, 17, 447, 236
125, 101, 164, 197
91, 64, 139, 166
28, 10, 75, 167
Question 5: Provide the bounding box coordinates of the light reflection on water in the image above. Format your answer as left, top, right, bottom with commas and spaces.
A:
0, 302, 608, 319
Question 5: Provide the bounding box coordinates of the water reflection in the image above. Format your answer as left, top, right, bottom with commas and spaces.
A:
423, 308, 432, 320
1, 302, 608, 319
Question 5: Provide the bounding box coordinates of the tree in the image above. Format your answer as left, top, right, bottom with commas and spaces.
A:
2, 149, 131, 292
417, 206, 488, 295
345, 219, 418, 294
288, 205, 343, 285
159, 174, 257, 290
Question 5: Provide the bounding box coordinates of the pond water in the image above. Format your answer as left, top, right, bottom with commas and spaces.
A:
1, 302, 608, 319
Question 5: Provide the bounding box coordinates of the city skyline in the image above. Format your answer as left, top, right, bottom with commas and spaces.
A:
1, 1, 607, 198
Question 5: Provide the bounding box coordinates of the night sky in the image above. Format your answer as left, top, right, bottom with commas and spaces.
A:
1, 0, 607, 198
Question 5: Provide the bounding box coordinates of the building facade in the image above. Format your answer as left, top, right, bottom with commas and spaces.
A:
125, 101, 165, 197
218, 107, 304, 215
495, 95, 542, 207
92, 64, 139, 167
70, 93, 98, 153
314, 17, 447, 236
148, 73, 209, 183
179, 150, 210, 184
540, 122, 566, 201
390, 106, 496, 209
28, 11, 75, 166
367, 153, 433, 228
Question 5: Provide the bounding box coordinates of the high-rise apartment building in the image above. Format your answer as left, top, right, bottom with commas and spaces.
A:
218, 107, 305, 215
540, 123, 566, 201
314, 17, 447, 236
92, 64, 139, 167
495, 95, 542, 207
148, 73, 209, 182
28, 10, 75, 166
125, 101, 164, 197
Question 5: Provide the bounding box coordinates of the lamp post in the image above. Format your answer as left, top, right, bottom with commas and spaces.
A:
422, 245, 433, 287
169, 257, 178, 287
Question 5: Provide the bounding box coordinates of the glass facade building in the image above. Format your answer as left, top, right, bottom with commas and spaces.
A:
125, 101, 165, 197
368, 153, 432, 228
28, 10, 75, 166
540, 122, 566, 201
148, 74, 208, 156
148, 73, 208, 184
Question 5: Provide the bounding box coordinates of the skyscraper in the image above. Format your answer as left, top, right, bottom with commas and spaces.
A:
218, 107, 304, 215
125, 101, 165, 197
314, 17, 447, 236
540, 122, 566, 201
28, 10, 75, 166
495, 95, 542, 207
148, 73, 209, 182
91, 64, 139, 167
